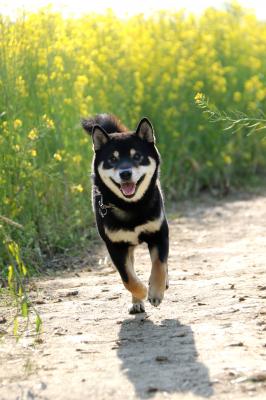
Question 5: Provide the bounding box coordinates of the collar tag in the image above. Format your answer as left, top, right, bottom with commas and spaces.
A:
93, 185, 112, 218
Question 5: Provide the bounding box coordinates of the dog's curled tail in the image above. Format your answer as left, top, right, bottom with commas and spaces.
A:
81, 113, 128, 135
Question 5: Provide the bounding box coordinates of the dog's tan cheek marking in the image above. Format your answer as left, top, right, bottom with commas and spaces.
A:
98, 158, 156, 203
98, 162, 126, 200
130, 157, 156, 201
133, 159, 156, 199
130, 149, 136, 157
113, 151, 119, 158
123, 247, 147, 300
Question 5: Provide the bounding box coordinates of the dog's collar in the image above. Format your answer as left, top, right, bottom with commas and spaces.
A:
93, 185, 112, 218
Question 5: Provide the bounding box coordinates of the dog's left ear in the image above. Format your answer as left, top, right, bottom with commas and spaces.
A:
135, 117, 155, 143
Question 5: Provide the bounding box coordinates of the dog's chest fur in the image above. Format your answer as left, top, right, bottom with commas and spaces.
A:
103, 210, 164, 245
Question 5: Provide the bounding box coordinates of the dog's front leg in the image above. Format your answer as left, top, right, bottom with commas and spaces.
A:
148, 225, 169, 307
105, 242, 147, 313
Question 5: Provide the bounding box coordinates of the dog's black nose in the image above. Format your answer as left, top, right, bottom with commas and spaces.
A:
120, 169, 132, 181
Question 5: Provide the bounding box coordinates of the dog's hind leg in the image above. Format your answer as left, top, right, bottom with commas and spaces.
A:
105, 242, 147, 313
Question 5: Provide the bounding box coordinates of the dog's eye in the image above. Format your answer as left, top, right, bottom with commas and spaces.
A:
133, 152, 142, 161
109, 155, 118, 164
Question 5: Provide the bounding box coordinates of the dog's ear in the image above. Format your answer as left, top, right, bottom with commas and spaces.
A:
135, 117, 155, 143
92, 125, 109, 150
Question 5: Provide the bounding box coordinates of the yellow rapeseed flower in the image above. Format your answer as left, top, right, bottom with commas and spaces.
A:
222, 154, 232, 165
233, 92, 242, 102
194, 92, 204, 103
53, 55, 64, 72
50, 72, 57, 80
28, 128, 38, 141
36, 73, 48, 85
54, 152, 62, 161
63, 98, 72, 105
30, 149, 37, 157
193, 81, 204, 92
16, 76, 28, 97
245, 75, 262, 92
13, 119, 23, 129
80, 137, 89, 145
72, 155, 82, 164
71, 184, 84, 193
42, 114, 55, 129
256, 89, 265, 101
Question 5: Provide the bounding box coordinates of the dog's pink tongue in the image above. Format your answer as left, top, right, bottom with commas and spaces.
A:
121, 182, 136, 196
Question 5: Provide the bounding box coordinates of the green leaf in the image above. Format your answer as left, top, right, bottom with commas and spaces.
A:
35, 314, 42, 333
21, 300, 28, 318
7, 265, 13, 287
22, 263, 27, 276
13, 317, 18, 337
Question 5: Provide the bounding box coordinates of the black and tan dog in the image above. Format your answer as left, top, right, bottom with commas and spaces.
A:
82, 114, 169, 314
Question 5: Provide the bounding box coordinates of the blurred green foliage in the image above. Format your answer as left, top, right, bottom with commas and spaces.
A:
0, 3, 266, 273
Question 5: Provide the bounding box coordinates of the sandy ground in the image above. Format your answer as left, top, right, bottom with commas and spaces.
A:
0, 193, 266, 400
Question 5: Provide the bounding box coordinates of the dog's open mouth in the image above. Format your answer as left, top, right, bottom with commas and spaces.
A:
111, 175, 145, 198
120, 175, 145, 198
120, 182, 136, 197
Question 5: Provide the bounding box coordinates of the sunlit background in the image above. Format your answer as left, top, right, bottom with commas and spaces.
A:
1, 0, 266, 270
1, 0, 266, 19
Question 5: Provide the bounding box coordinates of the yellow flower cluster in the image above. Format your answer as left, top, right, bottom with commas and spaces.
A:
194, 93, 204, 104
29, 149, 37, 157
53, 152, 62, 161
1, 5, 266, 268
2, 6, 265, 132
71, 184, 84, 193
13, 119, 23, 129
42, 114, 55, 130
28, 128, 39, 141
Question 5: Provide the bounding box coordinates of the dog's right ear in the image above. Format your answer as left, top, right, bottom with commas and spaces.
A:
91, 125, 109, 151
135, 117, 155, 143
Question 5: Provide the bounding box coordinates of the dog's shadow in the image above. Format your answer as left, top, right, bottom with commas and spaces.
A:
117, 317, 214, 398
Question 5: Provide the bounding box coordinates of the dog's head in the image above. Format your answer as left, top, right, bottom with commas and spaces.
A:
84, 117, 160, 202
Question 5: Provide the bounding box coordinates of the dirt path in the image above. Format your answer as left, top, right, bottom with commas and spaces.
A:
1, 193, 266, 400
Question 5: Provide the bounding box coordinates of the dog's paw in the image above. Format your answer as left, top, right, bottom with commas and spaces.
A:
148, 296, 162, 307
148, 287, 164, 307
129, 301, 145, 314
